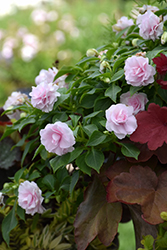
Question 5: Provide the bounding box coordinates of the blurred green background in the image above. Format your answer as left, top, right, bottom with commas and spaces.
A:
0, 0, 134, 105
0, 0, 136, 249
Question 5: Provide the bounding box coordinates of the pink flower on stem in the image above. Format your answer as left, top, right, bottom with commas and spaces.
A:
120, 91, 148, 115
137, 10, 163, 41
105, 103, 137, 139
18, 181, 45, 216
40, 121, 75, 156
29, 82, 60, 112
3, 91, 29, 120
124, 55, 156, 87
35, 67, 68, 88
112, 16, 134, 36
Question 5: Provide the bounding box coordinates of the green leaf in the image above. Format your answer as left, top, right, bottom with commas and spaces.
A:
70, 170, 80, 194
21, 138, 38, 166
52, 112, 68, 123
50, 153, 71, 173
157, 88, 167, 104
53, 91, 70, 109
115, 27, 128, 40
69, 147, 84, 162
18, 116, 36, 132
28, 170, 41, 181
14, 167, 26, 183
75, 153, 92, 176
156, 231, 167, 248
17, 205, 25, 221
146, 47, 164, 61
86, 131, 107, 146
2, 201, 18, 246
83, 124, 98, 137
119, 142, 140, 160
12, 134, 27, 149
105, 84, 121, 103
42, 174, 55, 191
85, 149, 104, 173
129, 86, 142, 96
32, 144, 45, 160
80, 94, 98, 108
76, 56, 99, 65
113, 56, 127, 72
69, 114, 81, 127
0, 127, 15, 140
54, 65, 82, 81
110, 69, 124, 82
141, 235, 154, 250
83, 111, 102, 123
87, 71, 102, 79
94, 96, 112, 111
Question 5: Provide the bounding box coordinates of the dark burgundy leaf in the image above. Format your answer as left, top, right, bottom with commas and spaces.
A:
107, 165, 167, 224
74, 177, 122, 250
130, 103, 167, 150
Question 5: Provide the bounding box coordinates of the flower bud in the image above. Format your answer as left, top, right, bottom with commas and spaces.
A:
86, 48, 99, 57
132, 38, 139, 47
161, 31, 167, 45
20, 112, 27, 118
112, 42, 118, 48
102, 77, 110, 83
100, 61, 110, 72
160, 211, 167, 221
3, 183, 11, 190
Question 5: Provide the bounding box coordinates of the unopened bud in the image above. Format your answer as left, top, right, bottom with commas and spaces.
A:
86, 48, 99, 57
161, 31, 167, 45
100, 61, 111, 72
3, 183, 10, 189
102, 77, 110, 83
112, 42, 118, 48
160, 211, 167, 221
20, 112, 27, 118
132, 38, 139, 47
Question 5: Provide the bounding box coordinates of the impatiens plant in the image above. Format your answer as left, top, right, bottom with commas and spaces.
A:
1, 0, 167, 249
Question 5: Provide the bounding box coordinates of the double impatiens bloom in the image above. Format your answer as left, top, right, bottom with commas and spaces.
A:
30, 66, 67, 113
18, 180, 45, 216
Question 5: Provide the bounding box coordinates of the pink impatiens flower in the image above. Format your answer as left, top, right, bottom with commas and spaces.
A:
40, 121, 75, 156
105, 103, 137, 139
29, 82, 61, 112
120, 91, 148, 115
35, 67, 68, 88
137, 10, 163, 41
18, 181, 45, 216
3, 91, 29, 120
124, 55, 156, 87
112, 16, 134, 36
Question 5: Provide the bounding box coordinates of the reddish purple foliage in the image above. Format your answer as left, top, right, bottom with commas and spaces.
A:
152, 53, 167, 75
130, 103, 167, 150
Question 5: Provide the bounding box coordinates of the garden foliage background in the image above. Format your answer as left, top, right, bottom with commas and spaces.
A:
0, 0, 133, 105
